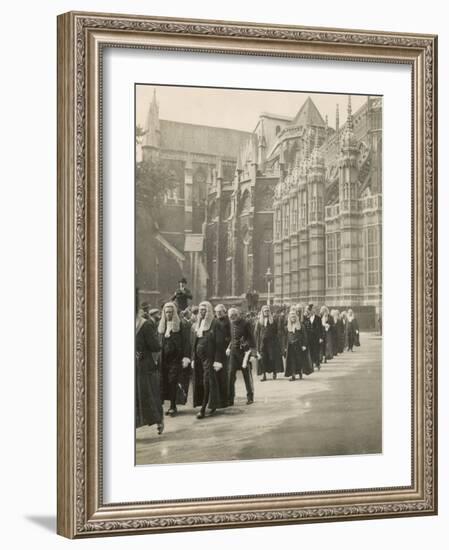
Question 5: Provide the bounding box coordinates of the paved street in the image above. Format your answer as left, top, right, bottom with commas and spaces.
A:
136, 333, 382, 465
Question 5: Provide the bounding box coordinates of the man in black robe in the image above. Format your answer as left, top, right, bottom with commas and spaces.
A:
346, 308, 360, 351
135, 303, 164, 434
255, 305, 284, 381
214, 304, 231, 349
227, 307, 256, 405
158, 301, 192, 416
192, 301, 228, 419
303, 305, 323, 370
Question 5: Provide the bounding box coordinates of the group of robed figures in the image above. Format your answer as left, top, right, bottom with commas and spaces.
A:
136, 300, 360, 436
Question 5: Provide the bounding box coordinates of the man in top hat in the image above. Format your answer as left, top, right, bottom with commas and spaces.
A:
171, 277, 193, 313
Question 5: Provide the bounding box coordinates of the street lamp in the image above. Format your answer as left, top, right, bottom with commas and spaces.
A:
264, 267, 274, 306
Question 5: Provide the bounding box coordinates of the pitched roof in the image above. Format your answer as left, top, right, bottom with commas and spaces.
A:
160, 120, 251, 157
290, 97, 325, 128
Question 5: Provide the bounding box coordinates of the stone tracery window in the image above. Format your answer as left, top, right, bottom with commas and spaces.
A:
326, 232, 341, 289
365, 225, 379, 286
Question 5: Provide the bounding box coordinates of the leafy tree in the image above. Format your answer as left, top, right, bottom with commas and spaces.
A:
136, 156, 176, 225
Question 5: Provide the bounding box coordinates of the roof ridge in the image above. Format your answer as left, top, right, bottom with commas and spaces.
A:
159, 118, 252, 134
291, 96, 325, 127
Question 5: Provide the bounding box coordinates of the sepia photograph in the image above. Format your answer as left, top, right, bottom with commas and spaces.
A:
135, 84, 383, 466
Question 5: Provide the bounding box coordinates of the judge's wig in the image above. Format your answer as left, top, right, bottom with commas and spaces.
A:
158, 301, 181, 335
193, 301, 214, 332
258, 305, 273, 325
320, 305, 329, 316
287, 309, 301, 332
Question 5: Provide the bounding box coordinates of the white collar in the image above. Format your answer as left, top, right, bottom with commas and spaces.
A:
164, 320, 173, 337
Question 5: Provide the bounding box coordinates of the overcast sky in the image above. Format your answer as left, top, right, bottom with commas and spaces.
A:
136, 84, 373, 133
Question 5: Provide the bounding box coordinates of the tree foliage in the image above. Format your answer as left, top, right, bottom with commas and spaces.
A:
136, 156, 176, 225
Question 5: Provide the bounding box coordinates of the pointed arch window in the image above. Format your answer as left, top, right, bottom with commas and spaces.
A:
326, 232, 341, 288
365, 225, 379, 286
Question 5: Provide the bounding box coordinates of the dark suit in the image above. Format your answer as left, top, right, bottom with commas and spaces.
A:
229, 318, 256, 404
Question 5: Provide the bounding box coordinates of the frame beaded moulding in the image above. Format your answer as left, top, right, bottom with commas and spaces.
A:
57, 10, 438, 538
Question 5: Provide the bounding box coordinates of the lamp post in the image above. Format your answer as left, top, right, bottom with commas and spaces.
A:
264, 267, 274, 306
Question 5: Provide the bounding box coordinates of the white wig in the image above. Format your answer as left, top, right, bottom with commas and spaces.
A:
158, 301, 181, 335
287, 309, 301, 332
258, 305, 273, 325
193, 301, 215, 333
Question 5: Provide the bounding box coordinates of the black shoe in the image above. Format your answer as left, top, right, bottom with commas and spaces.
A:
209, 408, 217, 416
246, 398, 254, 405
157, 423, 164, 435
168, 408, 177, 417
273, 373, 277, 380
196, 410, 205, 419
261, 377, 267, 382
290, 376, 296, 381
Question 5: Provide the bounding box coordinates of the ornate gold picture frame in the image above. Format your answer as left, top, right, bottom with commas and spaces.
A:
57, 11, 437, 538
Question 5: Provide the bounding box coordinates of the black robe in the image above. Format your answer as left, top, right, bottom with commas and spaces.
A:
304, 314, 323, 366
255, 319, 284, 374
284, 325, 313, 377
330, 317, 339, 356
135, 318, 162, 427
320, 315, 334, 361
347, 318, 360, 349
192, 318, 228, 410
216, 315, 231, 350
336, 319, 346, 354
160, 320, 192, 404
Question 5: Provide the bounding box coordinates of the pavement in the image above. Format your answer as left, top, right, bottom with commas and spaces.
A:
136, 332, 382, 465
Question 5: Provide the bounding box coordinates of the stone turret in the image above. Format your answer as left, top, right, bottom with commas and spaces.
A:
339, 95, 359, 210
257, 118, 267, 171
142, 88, 161, 162
337, 95, 361, 302
307, 130, 326, 304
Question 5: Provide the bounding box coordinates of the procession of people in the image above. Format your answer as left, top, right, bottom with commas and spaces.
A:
136, 277, 361, 436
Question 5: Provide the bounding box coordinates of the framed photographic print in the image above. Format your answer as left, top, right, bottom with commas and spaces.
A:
57, 11, 438, 538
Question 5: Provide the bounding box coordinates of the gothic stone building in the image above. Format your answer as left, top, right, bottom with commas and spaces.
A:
137, 90, 382, 327
137, 89, 251, 306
